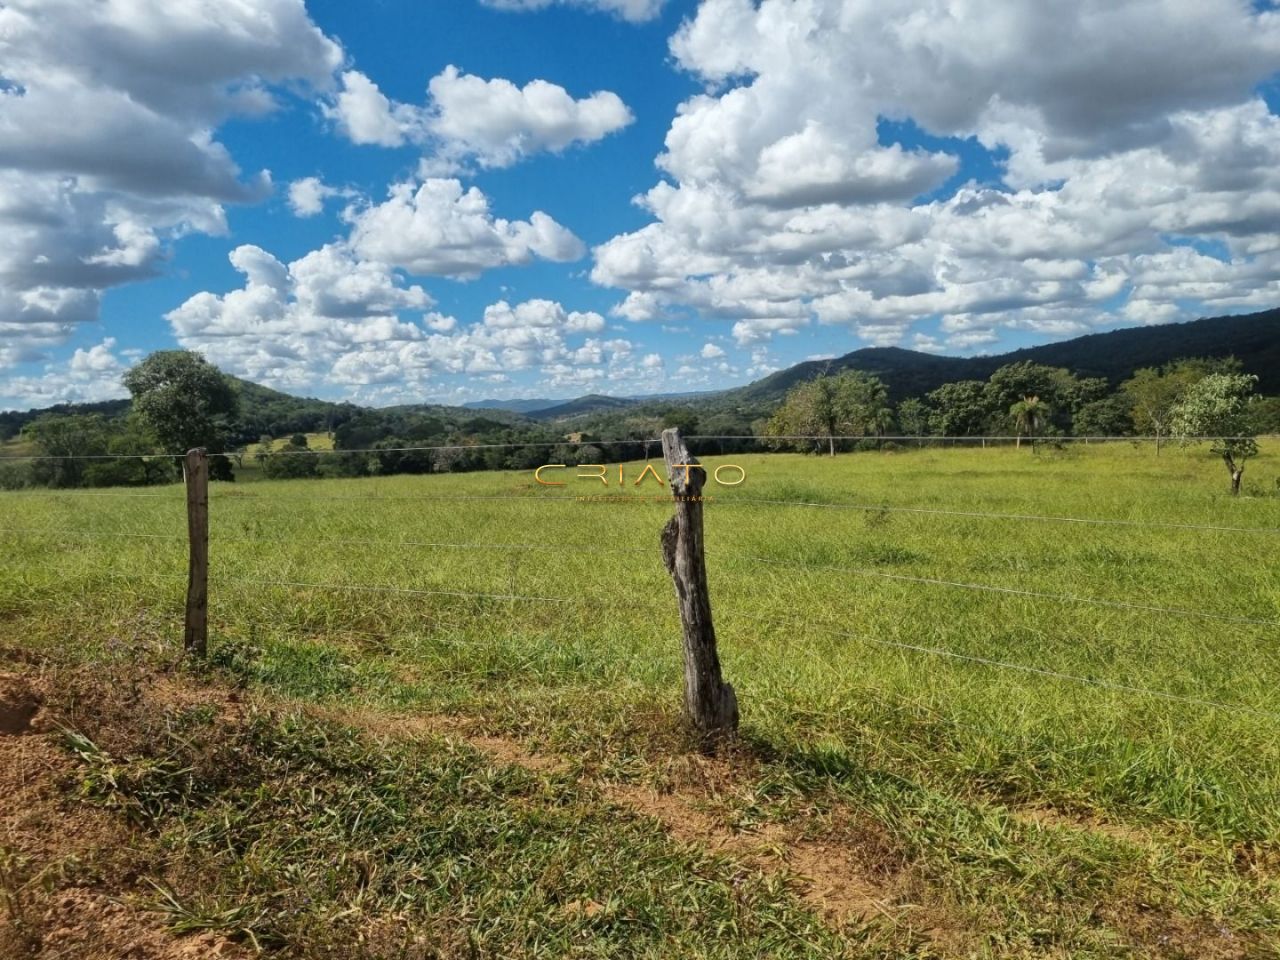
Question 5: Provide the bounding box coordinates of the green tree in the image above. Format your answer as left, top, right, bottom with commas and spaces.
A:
896, 397, 930, 440
1248, 395, 1280, 434
926, 380, 991, 437
123, 351, 240, 479
661, 409, 699, 436
985, 362, 1096, 435
1121, 358, 1239, 455
260, 438, 319, 480
1009, 395, 1050, 449
1122, 365, 1196, 455
1072, 396, 1132, 438
766, 371, 890, 456
1171, 373, 1259, 495
83, 415, 168, 487
984, 363, 1058, 415
24, 414, 110, 487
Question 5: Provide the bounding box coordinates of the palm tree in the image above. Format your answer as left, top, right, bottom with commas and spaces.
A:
1010, 395, 1049, 449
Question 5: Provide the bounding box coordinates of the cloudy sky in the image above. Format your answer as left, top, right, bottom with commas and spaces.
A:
2, 0, 1279, 410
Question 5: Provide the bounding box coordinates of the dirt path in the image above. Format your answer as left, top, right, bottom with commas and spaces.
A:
0, 672, 247, 960
320, 701, 906, 927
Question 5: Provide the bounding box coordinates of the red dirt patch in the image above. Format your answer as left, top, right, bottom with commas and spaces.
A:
323, 704, 571, 774
1014, 804, 1151, 846
0, 673, 41, 735
320, 703, 899, 925
34, 889, 243, 960
602, 779, 898, 925
0, 671, 247, 960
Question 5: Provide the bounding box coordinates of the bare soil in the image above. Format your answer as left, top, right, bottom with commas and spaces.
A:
0, 672, 246, 959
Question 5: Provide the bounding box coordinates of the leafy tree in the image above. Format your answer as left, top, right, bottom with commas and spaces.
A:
661, 409, 700, 436
289, 433, 309, 448
1121, 358, 1239, 455
1247, 395, 1280, 434
334, 414, 390, 450
984, 363, 1058, 415
123, 351, 239, 479
1073, 396, 1132, 438
896, 397, 930, 439
1170, 373, 1259, 495
24, 414, 110, 487
926, 380, 991, 436
766, 371, 890, 456
766, 376, 836, 456
259, 439, 319, 480
83, 415, 168, 487
985, 362, 1098, 435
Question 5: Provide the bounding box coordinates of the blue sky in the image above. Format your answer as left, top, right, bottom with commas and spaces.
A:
2, 0, 1280, 410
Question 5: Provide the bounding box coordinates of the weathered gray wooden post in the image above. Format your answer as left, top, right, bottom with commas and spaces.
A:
183, 447, 209, 657
660, 427, 738, 740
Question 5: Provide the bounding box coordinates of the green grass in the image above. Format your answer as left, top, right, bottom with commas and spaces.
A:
3, 441, 1280, 956
46, 668, 842, 959
263, 432, 335, 453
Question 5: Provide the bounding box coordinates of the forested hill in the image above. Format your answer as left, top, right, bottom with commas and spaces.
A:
3, 308, 1277, 439
0, 379, 356, 444
0, 398, 131, 443
729, 308, 1280, 405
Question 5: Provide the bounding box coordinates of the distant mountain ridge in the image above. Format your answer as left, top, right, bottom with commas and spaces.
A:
724, 308, 1280, 405
461, 398, 557, 414
439, 308, 1280, 418
3, 308, 1277, 437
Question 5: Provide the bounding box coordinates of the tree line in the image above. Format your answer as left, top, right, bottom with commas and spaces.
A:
2, 349, 1278, 495
762, 358, 1275, 494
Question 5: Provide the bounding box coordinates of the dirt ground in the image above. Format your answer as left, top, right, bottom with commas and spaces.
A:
0, 670, 245, 960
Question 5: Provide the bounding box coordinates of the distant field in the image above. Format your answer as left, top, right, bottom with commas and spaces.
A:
265, 432, 334, 453
2, 441, 1279, 957
0, 437, 37, 458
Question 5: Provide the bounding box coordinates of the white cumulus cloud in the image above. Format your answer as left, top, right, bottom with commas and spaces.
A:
591, 0, 1280, 351
165, 242, 635, 399
345, 178, 584, 279
0, 0, 343, 365
287, 177, 357, 217
479, 0, 668, 23
326, 66, 632, 172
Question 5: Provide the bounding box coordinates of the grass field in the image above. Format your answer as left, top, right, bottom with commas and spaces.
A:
2, 441, 1279, 957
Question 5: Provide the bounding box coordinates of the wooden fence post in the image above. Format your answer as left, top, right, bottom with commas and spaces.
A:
183, 447, 209, 658
660, 427, 738, 740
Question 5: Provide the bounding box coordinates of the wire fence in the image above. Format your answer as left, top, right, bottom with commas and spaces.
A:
1, 440, 1278, 728
6, 525, 1274, 628
2, 433, 1277, 461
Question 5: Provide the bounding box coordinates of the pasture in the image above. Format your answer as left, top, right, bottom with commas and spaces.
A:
2, 441, 1279, 958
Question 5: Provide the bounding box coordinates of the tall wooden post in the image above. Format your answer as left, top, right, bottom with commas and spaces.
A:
660, 427, 738, 740
183, 447, 209, 658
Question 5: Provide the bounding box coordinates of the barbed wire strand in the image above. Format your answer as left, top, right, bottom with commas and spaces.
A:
3, 527, 653, 556
92, 569, 1275, 719
2, 434, 1274, 462
725, 609, 1280, 720
104, 571, 580, 605
0, 439, 662, 462
736, 555, 1279, 628
0, 490, 184, 499
688, 434, 1273, 443
718, 498, 1280, 535
19, 524, 1262, 628
3, 490, 1277, 535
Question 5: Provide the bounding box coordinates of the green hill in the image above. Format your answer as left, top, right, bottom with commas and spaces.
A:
727, 308, 1280, 406
4, 308, 1277, 443
424, 308, 1280, 424
527, 394, 636, 421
